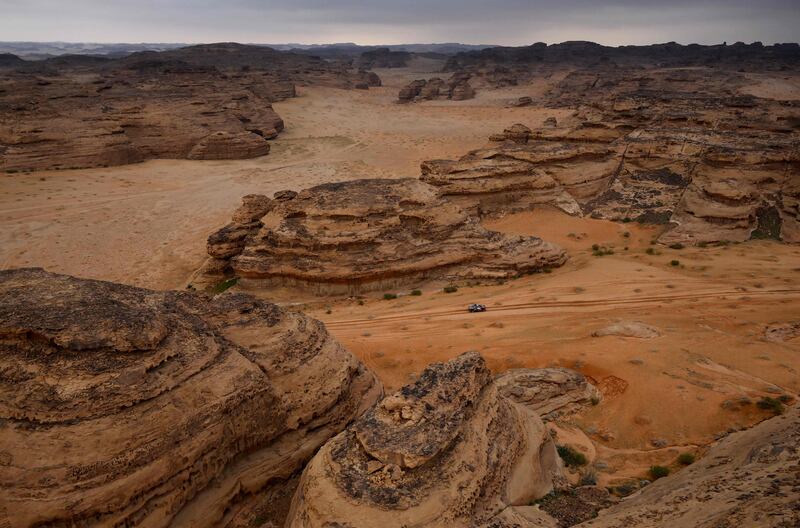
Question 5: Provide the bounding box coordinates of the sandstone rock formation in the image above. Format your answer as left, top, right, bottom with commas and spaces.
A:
203, 178, 567, 294
398, 73, 476, 103
575, 403, 800, 527
286, 352, 563, 527
0, 43, 378, 171
421, 63, 800, 244
0, 268, 382, 528
495, 368, 602, 420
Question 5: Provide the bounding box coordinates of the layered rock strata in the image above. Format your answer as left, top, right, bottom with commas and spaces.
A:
204, 178, 567, 294
0, 268, 382, 528
286, 352, 563, 527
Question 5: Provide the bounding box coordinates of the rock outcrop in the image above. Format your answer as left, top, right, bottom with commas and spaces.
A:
0, 268, 382, 528
398, 73, 476, 103
495, 368, 601, 420
421, 63, 800, 244
203, 178, 567, 294
286, 352, 563, 527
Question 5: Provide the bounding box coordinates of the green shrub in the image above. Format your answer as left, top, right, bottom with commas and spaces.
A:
383, 293, 397, 300
669, 243, 684, 250
212, 277, 238, 294
670, 260, 680, 267
410, 289, 422, 296
757, 396, 784, 414
443, 285, 458, 293
649, 465, 670, 479
622, 217, 632, 223
579, 469, 598, 486
557, 445, 588, 468
677, 453, 695, 465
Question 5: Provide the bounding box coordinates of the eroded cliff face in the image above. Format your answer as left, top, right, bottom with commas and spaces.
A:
286, 352, 564, 528
0, 268, 382, 528
203, 178, 567, 294
421, 66, 800, 244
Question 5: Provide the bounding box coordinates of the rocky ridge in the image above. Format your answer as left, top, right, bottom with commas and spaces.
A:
0, 268, 382, 527
421, 65, 800, 244
202, 178, 567, 294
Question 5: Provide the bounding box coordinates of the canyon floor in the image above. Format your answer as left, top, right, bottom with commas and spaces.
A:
2, 58, 798, 485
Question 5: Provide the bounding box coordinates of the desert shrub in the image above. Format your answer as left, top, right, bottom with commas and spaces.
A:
778, 394, 792, 403
698, 241, 708, 248
757, 396, 784, 414
622, 217, 632, 223
677, 453, 695, 465
357, 299, 365, 305
591, 396, 601, 406
670, 260, 680, 266
592, 246, 614, 256
325, 309, 332, 314
212, 277, 238, 294
410, 289, 422, 296
557, 445, 587, 468
646, 248, 656, 255
623, 231, 631, 238
592, 244, 600, 251
579, 469, 598, 486
443, 285, 458, 293
669, 243, 684, 249
649, 465, 670, 479
383, 293, 397, 300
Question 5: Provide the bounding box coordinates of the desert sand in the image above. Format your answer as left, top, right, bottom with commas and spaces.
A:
1, 58, 798, 490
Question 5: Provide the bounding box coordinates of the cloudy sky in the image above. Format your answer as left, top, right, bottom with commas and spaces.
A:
1, 0, 799, 46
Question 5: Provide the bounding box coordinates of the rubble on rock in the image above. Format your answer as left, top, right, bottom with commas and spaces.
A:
398, 73, 476, 103
496, 368, 602, 420
286, 352, 564, 527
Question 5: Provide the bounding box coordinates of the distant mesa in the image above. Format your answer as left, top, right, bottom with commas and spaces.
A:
201, 178, 567, 294
0, 267, 381, 527
0, 43, 382, 172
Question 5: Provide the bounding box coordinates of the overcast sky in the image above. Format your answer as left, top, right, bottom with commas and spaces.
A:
1, 0, 798, 46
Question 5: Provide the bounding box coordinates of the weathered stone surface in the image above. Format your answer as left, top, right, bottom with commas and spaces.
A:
286, 352, 563, 527
496, 368, 602, 420
0, 268, 382, 528
205, 178, 567, 294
